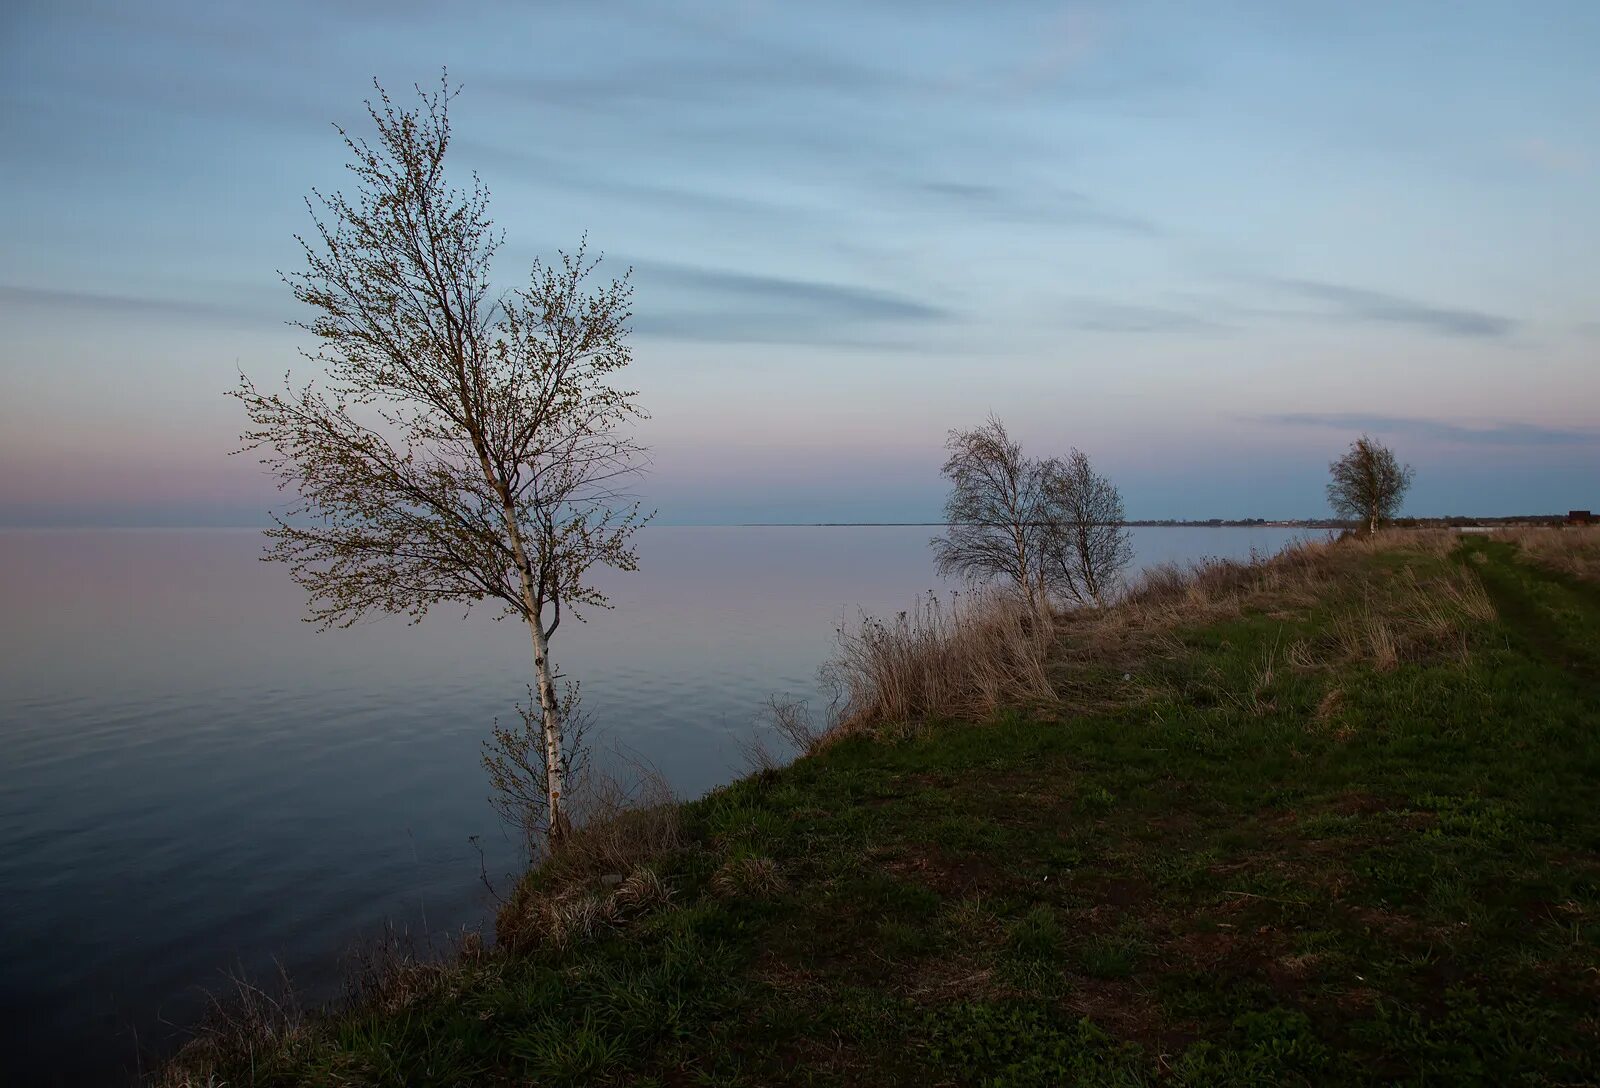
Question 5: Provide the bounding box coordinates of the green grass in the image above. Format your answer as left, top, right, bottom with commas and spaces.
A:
165, 535, 1600, 1087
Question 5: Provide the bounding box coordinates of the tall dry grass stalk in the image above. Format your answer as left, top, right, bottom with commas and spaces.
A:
1316, 561, 1495, 670
822, 589, 1056, 734
1498, 525, 1600, 583
157, 928, 478, 1087
738, 696, 833, 773
1121, 535, 1343, 614
556, 755, 681, 879
154, 965, 305, 1087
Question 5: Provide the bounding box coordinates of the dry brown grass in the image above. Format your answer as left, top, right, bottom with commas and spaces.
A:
819, 541, 1345, 737
822, 589, 1056, 734
495, 760, 681, 952
1048, 536, 1347, 692
1354, 527, 1460, 557
1498, 525, 1600, 583
1331, 609, 1400, 671
1119, 535, 1346, 619
496, 855, 678, 953
1321, 566, 1495, 670
819, 531, 1500, 739
559, 764, 681, 878
1094, 532, 1494, 674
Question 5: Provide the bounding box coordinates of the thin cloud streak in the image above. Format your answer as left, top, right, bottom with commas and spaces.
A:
1265, 278, 1516, 339
1256, 412, 1599, 447
637, 263, 948, 322
630, 313, 935, 349
479, 54, 895, 110
0, 284, 286, 326
628, 261, 951, 346
913, 179, 1165, 236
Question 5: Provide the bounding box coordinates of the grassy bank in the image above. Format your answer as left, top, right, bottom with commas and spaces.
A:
165, 531, 1600, 1086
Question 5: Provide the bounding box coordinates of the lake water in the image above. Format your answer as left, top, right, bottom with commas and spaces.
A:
0, 525, 1313, 1085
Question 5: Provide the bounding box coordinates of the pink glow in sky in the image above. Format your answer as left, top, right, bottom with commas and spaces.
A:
2, 2, 1596, 523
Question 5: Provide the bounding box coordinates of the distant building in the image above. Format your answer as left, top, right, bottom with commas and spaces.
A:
1568, 510, 1594, 526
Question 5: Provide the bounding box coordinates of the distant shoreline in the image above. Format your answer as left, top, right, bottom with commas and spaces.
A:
735, 517, 1572, 529
737, 520, 1341, 528
0, 516, 1580, 531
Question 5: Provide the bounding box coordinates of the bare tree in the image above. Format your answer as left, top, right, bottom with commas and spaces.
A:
1039, 450, 1133, 606
1327, 435, 1413, 534
484, 683, 591, 856
931, 416, 1049, 611
932, 419, 1132, 610
232, 76, 648, 847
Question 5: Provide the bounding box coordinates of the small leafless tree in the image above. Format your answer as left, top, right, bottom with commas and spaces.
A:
1327, 435, 1413, 534
931, 416, 1049, 610
484, 683, 592, 856
736, 695, 830, 774
1040, 450, 1133, 606
233, 76, 648, 848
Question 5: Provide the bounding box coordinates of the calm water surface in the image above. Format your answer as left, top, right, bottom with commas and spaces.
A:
0, 525, 1312, 1084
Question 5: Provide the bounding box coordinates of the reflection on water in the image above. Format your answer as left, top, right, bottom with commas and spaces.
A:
0, 525, 1312, 1084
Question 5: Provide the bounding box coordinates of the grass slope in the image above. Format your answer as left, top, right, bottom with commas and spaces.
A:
168, 535, 1600, 1086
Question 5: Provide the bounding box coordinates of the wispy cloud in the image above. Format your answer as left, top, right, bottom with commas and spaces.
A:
480, 51, 895, 111
629, 261, 950, 346
465, 142, 823, 230
1256, 412, 1599, 447
914, 180, 1163, 236
0, 284, 283, 326
1264, 278, 1515, 339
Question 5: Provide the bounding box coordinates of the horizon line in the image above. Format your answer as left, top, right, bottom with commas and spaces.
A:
0, 514, 1571, 531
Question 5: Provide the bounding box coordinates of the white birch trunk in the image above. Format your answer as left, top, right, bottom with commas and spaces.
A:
495, 491, 570, 847
524, 612, 567, 843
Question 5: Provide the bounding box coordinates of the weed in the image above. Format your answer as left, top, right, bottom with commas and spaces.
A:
711, 856, 786, 899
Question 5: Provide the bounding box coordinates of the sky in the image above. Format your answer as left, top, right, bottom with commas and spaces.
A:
1, 0, 1597, 525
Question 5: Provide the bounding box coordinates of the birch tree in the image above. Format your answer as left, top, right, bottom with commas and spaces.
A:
1327, 435, 1413, 534
931, 416, 1049, 611
1040, 450, 1133, 606
232, 77, 648, 846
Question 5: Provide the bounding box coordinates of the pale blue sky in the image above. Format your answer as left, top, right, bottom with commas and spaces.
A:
2, 1, 1596, 524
